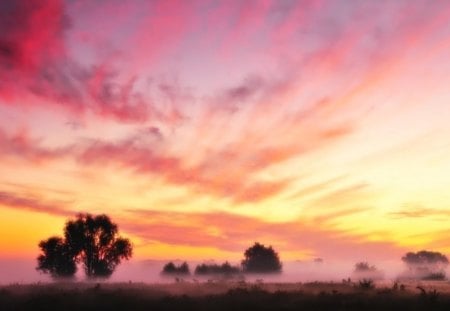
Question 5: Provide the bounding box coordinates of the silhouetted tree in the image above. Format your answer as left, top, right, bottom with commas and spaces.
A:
352, 261, 383, 280
37, 237, 77, 278
37, 213, 132, 279
64, 214, 132, 277
241, 242, 282, 273
354, 262, 377, 273
194, 262, 240, 275
162, 261, 190, 275
401, 250, 448, 280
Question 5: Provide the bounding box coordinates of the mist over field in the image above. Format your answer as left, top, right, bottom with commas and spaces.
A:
0, 259, 406, 285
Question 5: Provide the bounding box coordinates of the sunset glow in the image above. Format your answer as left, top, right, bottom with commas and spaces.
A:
1, 0, 450, 265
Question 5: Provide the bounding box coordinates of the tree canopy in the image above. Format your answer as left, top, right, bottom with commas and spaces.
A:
37, 213, 132, 279
194, 262, 240, 275
161, 262, 190, 275
354, 262, 377, 273
37, 237, 77, 278
402, 250, 449, 266
241, 242, 282, 273
401, 250, 449, 280
352, 261, 383, 280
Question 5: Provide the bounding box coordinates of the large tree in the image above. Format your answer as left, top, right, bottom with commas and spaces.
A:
37, 237, 77, 278
37, 214, 132, 279
241, 242, 282, 273
401, 250, 449, 280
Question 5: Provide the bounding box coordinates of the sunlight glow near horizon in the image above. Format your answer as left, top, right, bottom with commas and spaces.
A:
1, 0, 450, 263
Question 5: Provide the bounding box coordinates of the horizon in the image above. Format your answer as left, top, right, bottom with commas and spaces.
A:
0, 257, 406, 285
1, 0, 450, 283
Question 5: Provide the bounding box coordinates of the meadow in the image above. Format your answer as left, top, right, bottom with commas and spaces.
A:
1, 280, 450, 311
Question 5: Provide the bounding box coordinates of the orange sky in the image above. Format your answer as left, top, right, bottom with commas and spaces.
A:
1, 0, 450, 263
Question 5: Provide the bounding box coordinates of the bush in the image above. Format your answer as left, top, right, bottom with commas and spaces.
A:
358, 279, 375, 290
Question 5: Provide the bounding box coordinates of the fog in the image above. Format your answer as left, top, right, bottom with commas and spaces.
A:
0, 259, 407, 285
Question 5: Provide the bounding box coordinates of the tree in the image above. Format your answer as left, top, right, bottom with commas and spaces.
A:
352, 262, 383, 280
194, 262, 240, 275
37, 213, 132, 279
162, 261, 190, 275
241, 242, 282, 273
401, 250, 449, 280
37, 237, 77, 278
354, 262, 377, 273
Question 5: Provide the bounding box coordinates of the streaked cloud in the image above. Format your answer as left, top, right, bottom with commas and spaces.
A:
0, 190, 72, 217
123, 209, 405, 261
0, 0, 450, 261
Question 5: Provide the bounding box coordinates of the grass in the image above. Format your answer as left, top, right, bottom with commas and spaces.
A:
1, 281, 450, 310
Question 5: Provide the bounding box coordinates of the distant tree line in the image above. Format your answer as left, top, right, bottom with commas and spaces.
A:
37, 214, 449, 282
37, 214, 281, 279
351, 250, 449, 282
161, 242, 282, 277
161, 262, 190, 275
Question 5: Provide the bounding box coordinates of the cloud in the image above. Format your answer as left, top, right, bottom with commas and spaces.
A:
0, 190, 72, 217
0, 128, 72, 163
2, 0, 448, 127
76, 134, 292, 204
311, 183, 370, 208
123, 209, 405, 261
0, 0, 67, 73
389, 204, 450, 219
0, 0, 186, 124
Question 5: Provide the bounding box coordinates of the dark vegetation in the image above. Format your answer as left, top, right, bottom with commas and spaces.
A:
22, 225, 450, 310
401, 250, 448, 280
194, 262, 240, 276
352, 262, 383, 280
2, 282, 450, 311
241, 242, 282, 273
354, 262, 377, 273
37, 214, 132, 279
161, 262, 190, 275
358, 279, 375, 290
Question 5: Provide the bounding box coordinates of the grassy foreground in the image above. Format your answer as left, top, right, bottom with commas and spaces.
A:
1, 281, 450, 310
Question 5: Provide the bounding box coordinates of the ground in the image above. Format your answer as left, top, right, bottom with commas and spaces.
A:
1, 280, 450, 310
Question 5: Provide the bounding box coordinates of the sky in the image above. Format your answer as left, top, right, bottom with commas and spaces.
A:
0, 0, 450, 267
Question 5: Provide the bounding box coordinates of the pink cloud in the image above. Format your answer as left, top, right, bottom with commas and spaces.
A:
123, 210, 406, 261
1, 0, 449, 127
77, 134, 292, 204
0, 0, 66, 74
0, 190, 72, 217
0, 128, 72, 164
0, 1, 188, 124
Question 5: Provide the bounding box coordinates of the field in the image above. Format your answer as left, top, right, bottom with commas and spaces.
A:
1, 280, 450, 310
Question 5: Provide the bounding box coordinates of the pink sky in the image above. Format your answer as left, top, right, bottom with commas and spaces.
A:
1, 0, 450, 265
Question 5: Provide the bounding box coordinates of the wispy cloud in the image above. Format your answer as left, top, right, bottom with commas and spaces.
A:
0, 190, 72, 217
0, 0, 187, 124
123, 209, 405, 261
0, 128, 72, 163
1, 0, 450, 261
389, 204, 450, 219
